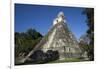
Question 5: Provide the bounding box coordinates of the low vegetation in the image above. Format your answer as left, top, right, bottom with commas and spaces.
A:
15, 28, 43, 61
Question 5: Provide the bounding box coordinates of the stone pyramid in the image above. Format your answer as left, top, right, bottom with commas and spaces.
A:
21, 12, 82, 63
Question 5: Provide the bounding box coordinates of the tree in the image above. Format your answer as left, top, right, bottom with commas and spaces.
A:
46, 50, 59, 61
29, 50, 59, 64
15, 28, 43, 58
26, 28, 42, 39
83, 8, 94, 61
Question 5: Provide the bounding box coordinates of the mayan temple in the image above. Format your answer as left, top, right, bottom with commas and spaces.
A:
20, 12, 82, 63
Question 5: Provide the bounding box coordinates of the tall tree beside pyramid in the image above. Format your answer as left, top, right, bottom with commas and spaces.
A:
20, 12, 82, 63
83, 8, 94, 60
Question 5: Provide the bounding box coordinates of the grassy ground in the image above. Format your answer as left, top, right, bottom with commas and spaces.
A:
15, 58, 88, 65
48, 58, 82, 64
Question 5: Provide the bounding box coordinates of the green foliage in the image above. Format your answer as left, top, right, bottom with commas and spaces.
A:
28, 50, 59, 64
15, 28, 43, 58
82, 8, 94, 61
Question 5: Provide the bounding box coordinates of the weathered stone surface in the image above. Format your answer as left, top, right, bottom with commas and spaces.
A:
22, 12, 82, 63
38, 12, 82, 60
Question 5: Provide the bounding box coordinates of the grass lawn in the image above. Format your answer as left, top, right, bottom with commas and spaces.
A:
15, 57, 88, 65
48, 58, 82, 64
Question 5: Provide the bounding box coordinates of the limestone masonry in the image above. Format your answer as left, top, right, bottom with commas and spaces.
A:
21, 12, 82, 63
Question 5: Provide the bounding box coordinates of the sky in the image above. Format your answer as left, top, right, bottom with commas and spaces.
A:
15, 4, 88, 40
